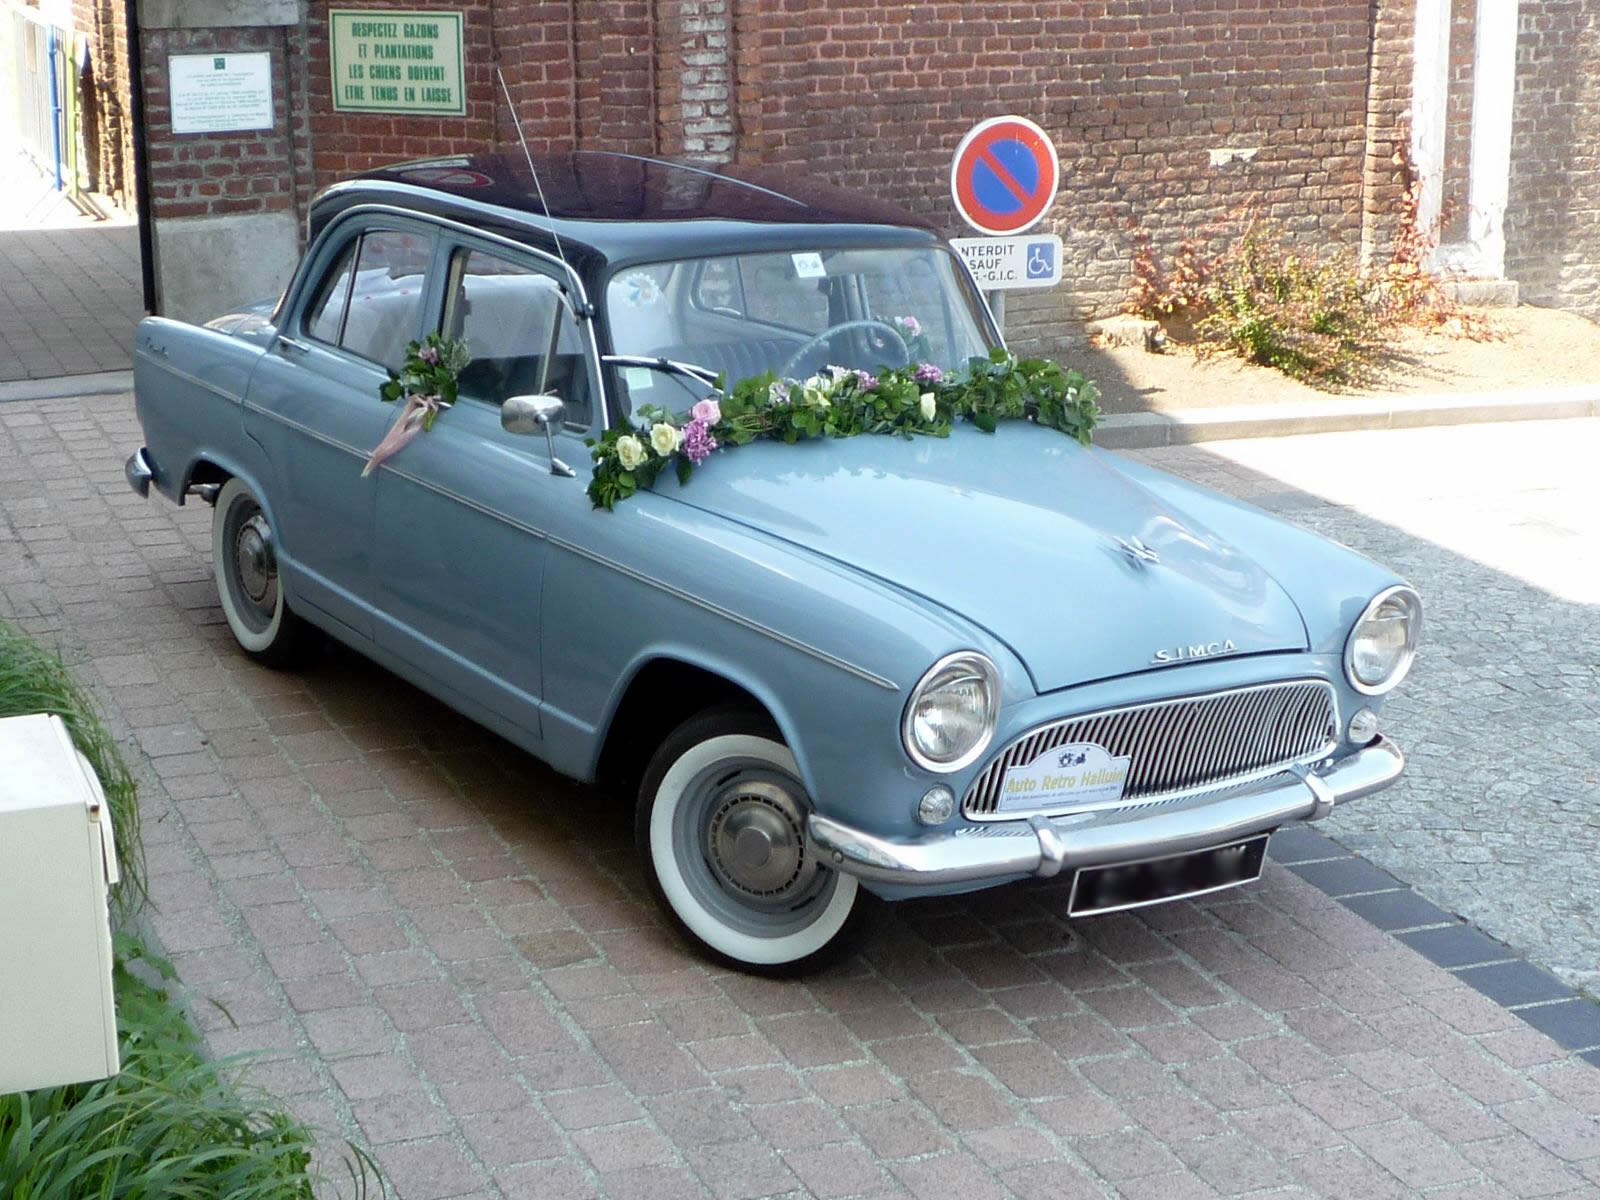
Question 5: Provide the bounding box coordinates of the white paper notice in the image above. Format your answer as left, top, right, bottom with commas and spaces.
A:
791, 252, 826, 279
169, 53, 274, 135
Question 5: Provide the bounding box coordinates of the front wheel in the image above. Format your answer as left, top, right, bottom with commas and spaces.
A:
637, 707, 863, 974
211, 477, 312, 667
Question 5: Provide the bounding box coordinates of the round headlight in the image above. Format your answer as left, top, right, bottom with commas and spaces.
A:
1344, 586, 1421, 695
902, 652, 1000, 773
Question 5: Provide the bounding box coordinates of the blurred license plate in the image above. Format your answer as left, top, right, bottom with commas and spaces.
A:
1068, 835, 1270, 917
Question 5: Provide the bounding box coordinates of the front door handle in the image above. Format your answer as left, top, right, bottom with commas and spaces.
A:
275, 335, 311, 356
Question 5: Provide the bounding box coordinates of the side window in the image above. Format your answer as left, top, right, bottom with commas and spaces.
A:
443, 246, 591, 427
304, 227, 433, 370
339, 230, 432, 370
303, 241, 357, 345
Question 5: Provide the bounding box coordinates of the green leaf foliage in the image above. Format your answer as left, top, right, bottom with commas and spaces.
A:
586, 352, 1101, 509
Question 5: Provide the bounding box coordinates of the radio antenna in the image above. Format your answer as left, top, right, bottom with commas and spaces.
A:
494, 63, 583, 311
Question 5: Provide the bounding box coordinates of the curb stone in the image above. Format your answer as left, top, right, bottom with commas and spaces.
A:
0, 371, 135, 404
1268, 823, 1600, 1066
1096, 384, 1600, 448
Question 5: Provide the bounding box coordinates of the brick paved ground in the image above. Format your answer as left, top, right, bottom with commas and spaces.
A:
2, 396, 1598, 1199
0, 154, 144, 382
1132, 422, 1600, 998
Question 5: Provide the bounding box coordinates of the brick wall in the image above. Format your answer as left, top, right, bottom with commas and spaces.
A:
137, 24, 303, 219
1505, 1, 1600, 319
94, 1, 1600, 334
36, 0, 136, 207
660, 0, 734, 159
1360, 0, 1415, 268
728, 1, 1376, 353
305, 0, 499, 181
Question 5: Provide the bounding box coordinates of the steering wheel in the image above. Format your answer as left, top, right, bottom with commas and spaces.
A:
777, 319, 911, 379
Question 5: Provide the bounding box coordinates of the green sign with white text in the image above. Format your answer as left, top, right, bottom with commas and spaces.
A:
329, 9, 465, 115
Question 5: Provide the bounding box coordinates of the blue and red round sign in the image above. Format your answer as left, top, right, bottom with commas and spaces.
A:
950, 116, 1060, 236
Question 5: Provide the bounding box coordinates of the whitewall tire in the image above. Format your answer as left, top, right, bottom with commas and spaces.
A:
211, 477, 310, 667
637, 707, 863, 974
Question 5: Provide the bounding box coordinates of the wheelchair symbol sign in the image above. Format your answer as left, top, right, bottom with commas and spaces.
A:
951, 233, 1063, 291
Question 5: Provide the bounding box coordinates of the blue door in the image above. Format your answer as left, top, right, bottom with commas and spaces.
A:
369, 241, 599, 749
243, 222, 437, 642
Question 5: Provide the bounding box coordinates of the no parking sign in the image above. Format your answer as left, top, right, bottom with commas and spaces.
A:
950, 116, 1060, 236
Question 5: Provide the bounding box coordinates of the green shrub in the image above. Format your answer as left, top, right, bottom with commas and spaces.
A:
1130, 221, 1390, 388
1195, 224, 1390, 387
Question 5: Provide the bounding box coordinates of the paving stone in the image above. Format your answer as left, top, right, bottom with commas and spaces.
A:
14, 398, 1600, 1200
1516, 1001, 1600, 1053
1399, 923, 1516, 970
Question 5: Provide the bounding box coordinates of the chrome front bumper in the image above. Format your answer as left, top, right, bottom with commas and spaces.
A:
807, 736, 1404, 888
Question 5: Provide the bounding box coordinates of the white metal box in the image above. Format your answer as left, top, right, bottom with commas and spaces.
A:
0, 712, 121, 1094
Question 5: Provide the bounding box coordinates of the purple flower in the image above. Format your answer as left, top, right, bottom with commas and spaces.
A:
914, 362, 943, 384
852, 369, 879, 391
682, 417, 718, 466
417, 344, 441, 365
895, 314, 923, 337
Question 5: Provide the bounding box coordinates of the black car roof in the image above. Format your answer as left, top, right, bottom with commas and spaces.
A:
309, 151, 941, 273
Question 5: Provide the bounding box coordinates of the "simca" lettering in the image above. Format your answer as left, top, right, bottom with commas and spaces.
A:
1152, 639, 1237, 664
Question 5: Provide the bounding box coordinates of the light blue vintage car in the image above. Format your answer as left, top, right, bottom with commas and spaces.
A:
127, 153, 1418, 972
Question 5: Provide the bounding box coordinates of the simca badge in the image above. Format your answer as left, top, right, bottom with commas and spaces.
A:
1152, 639, 1238, 664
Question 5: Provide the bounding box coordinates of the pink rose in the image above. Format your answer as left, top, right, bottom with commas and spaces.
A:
691, 398, 722, 424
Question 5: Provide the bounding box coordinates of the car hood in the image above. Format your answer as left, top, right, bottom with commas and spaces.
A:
658, 422, 1310, 692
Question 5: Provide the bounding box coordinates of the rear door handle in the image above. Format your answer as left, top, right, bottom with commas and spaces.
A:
276, 335, 311, 356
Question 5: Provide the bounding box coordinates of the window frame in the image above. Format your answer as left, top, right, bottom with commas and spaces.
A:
293, 216, 442, 372
434, 233, 601, 436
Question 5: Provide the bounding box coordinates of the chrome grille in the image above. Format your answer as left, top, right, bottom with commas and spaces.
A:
963, 680, 1338, 820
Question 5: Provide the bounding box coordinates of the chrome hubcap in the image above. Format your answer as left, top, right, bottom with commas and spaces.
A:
234, 512, 277, 613
705, 779, 818, 904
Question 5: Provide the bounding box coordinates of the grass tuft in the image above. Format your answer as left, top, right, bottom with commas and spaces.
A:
0, 621, 145, 915
1, 935, 375, 1198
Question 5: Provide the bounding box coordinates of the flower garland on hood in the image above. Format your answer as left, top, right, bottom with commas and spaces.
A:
586, 348, 1101, 510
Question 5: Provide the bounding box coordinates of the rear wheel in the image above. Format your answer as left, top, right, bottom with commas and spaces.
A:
637, 706, 863, 974
211, 477, 312, 667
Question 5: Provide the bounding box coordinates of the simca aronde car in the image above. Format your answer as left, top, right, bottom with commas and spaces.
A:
127, 152, 1419, 972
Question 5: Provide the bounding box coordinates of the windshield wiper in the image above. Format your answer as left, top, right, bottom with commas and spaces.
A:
602, 354, 722, 388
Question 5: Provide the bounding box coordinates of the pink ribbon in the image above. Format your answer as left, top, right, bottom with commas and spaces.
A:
362, 394, 444, 477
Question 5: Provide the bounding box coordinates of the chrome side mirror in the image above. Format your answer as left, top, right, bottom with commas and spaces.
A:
501, 393, 576, 477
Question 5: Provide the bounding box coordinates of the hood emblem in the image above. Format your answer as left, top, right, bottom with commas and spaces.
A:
1152, 639, 1238, 665
1113, 535, 1160, 567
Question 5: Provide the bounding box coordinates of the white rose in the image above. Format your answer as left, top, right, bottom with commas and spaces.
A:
615, 435, 646, 470
650, 422, 682, 456
919, 392, 937, 422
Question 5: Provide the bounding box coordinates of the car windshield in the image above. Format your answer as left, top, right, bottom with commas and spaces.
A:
605, 246, 994, 411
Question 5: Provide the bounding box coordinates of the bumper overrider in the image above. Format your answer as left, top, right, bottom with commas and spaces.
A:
125, 448, 157, 498
807, 736, 1403, 889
